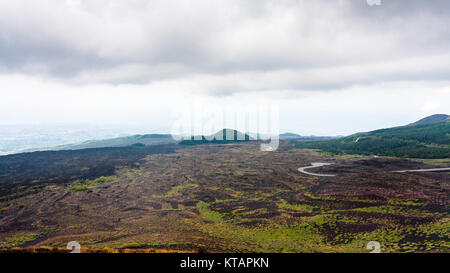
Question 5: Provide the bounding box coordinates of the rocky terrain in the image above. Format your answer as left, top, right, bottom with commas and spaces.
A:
0, 141, 448, 253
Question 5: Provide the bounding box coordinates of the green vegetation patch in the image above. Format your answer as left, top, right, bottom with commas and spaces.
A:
347, 218, 450, 253
278, 199, 316, 213
0, 232, 40, 247
123, 243, 143, 249
196, 201, 225, 223
197, 222, 325, 252
71, 185, 90, 191
70, 176, 115, 191
232, 208, 268, 217
353, 205, 434, 216
167, 183, 199, 198
308, 213, 359, 226
388, 199, 425, 207
266, 189, 292, 199
85, 176, 114, 185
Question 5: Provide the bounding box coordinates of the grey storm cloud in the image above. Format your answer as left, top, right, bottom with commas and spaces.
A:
1, 0, 450, 93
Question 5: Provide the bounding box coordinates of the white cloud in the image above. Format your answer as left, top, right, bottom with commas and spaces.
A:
1, 74, 449, 135
420, 102, 441, 115
0, 0, 449, 133
1, 0, 450, 86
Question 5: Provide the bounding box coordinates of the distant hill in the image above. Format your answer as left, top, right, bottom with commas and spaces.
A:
179, 129, 252, 145
279, 133, 338, 141
293, 114, 450, 159
23, 130, 341, 151
24, 134, 177, 152
409, 114, 449, 126
279, 133, 302, 139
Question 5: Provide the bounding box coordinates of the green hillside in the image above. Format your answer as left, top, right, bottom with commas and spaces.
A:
294, 115, 450, 159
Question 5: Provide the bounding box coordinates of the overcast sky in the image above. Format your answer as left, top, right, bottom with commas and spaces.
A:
1, 0, 449, 135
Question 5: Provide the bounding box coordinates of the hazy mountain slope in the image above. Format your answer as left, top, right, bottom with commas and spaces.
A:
293, 115, 450, 159
279, 133, 302, 139
279, 133, 338, 141
24, 134, 177, 152
19, 130, 335, 152
410, 114, 449, 126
